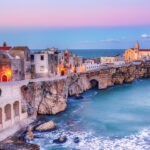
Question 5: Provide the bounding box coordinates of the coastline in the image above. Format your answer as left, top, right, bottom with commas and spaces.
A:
0, 61, 150, 148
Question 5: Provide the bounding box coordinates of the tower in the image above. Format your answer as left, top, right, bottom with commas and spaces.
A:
134, 41, 140, 53
3, 42, 7, 47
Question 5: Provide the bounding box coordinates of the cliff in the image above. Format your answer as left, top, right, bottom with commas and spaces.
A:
21, 62, 150, 116
21, 79, 67, 115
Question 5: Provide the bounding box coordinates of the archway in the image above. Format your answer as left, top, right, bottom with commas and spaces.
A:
0, 108, 2, 124
1, 75, 8, 82
4, 104, 11, 121
13, 101, 19, 117
90, 79, 99, 89
61, 70, 65, 76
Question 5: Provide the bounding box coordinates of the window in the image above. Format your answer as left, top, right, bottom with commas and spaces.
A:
40, 66, 45, 71
41, 55, 44, 60
31, 55, 34, 61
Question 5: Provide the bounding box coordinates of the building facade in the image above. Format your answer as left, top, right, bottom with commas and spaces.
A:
31, 48, 61, 78
77, 59, 100, 72
124, 42, 150, 62
100, 57, 115, 65
10, 46, 31, 79
0, 43, 24, 82
57, 49, 79, 76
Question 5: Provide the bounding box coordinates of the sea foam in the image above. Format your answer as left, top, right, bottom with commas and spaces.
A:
31, 128, 150, 150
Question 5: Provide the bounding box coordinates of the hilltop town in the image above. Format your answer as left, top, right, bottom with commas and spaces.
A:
0, 41, 150, 145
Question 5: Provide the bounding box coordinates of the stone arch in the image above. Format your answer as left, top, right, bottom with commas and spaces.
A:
13, 101, 19, 117
61, 70, 65, 76
0, 107, 2, 124
90, 79, 99, 89
21, 85, 28, 92
4, 104, 11, 121
88, 76, 100, 89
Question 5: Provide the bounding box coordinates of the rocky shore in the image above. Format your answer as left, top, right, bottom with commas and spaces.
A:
21, 62, 150, 116
2, 62, 149, 149
0, 127, 40, 150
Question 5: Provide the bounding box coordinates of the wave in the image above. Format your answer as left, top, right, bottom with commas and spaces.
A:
31, 128, 150, 150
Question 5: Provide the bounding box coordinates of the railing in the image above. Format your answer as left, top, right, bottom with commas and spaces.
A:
0, 61, 148, 86
0, 76, 67, 86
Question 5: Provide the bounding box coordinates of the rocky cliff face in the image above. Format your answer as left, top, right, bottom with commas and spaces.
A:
67, 74, 90, 96
111, 63, 150, 85
21, 74, 90, 116
21, 62, 150, 116
21, 79, 67, 116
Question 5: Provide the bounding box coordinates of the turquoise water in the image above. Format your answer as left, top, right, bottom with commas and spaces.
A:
31, 79, 150, 150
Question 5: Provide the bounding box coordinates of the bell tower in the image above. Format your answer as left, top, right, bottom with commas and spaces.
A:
134, 41, 140, 53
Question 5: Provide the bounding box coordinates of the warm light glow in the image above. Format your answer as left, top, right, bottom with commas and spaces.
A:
0, 66, 12, 82
57, 64, 68, 76
5, 69, 12, 77
78, 65, 86, 72
70, 66, 75, 73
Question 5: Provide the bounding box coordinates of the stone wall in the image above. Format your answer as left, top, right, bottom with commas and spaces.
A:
20, 62, 150, 116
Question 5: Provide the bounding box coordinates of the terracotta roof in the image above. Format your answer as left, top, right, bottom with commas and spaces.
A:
127, 48, 150, 52
12, 46, 29, 50
0, 46, 12, 51
139, 49, 150, 52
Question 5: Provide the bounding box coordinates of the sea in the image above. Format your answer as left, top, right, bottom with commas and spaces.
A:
68, 49, 125, 58
30, 49, 150, 150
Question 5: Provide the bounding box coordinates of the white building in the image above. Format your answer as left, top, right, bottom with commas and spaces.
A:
0, 82, 28, 141
31, 52, 49, 78
100, 56, 125, 66
100, 57, 115, 65
85, 63, 100, 71
77, 59, 100, 72
44, 47, 58, 54
114, 60, 125, 66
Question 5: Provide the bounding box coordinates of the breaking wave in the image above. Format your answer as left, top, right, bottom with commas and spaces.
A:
31, 128, 150, 150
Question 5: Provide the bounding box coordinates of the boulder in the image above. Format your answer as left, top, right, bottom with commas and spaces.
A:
74, 137, 80, 143
35, 121, 56, 132
25, 125, 34, 141
27, 125, 34, 132
25, 131, 34, 141
53, 136, 67, 144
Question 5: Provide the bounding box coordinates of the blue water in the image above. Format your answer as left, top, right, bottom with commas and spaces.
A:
69, 49, 125, 58
30, 50, 150, 149
31, 79, 150, 150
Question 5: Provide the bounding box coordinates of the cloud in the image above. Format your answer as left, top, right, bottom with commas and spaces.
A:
100, 38, 120, 43
141, 33, 150, 39
80, 40, 96, 44
80, 38, 121, 44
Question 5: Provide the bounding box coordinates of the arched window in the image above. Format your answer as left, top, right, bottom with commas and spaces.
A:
0, 108, 2, 124
13, 101, 19, 117
61, 70, 65, 76
2, 75, 8, 82
5, 104, 11, 121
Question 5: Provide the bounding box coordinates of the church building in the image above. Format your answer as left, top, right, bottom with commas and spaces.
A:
124, 42, 150, 62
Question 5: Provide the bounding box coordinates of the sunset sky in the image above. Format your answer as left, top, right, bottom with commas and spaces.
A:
0, 0, 150, 49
